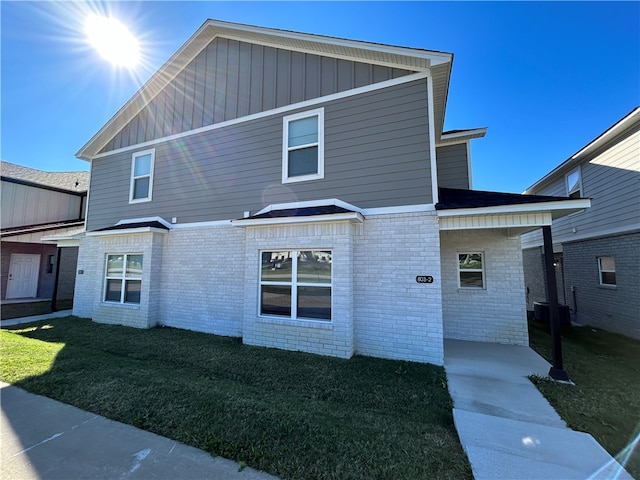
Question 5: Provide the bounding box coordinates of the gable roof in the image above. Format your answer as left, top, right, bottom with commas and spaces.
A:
76, 19, 453, 160
524, 106, 640, 193
1, 161, 89, 193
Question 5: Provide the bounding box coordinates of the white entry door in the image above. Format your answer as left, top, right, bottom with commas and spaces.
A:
6, 254, 40, 299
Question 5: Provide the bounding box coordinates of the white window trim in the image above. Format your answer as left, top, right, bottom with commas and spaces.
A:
565, 166, 582, 198
259, 249, 332, 321
129, 149, 155, 204
597, 256, 616, 286
282, 108, 324, 184
457, 251, 485, 289
104, 253, 143, 304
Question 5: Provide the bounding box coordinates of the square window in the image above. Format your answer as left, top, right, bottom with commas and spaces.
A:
598, 256, 616, 286
282, 109, 324, 183
260, 249, 332, 321
130, 150, 155, 203
105, 254, 143, 304
458, 252, 485, 288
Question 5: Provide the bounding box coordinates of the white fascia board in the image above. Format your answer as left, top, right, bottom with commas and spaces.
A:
87, 72, 429, 161
232, 212, 364, 227
361, 204, 435, 216
115, 216, 173, 229
171, 220, 232, 229
204, 19, 452, 68
86, 227, 169, 237
438, 128, 488, 144
436, 198, 592, 218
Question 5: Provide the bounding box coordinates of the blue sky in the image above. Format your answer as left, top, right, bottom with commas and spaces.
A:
2, 1, 638, 193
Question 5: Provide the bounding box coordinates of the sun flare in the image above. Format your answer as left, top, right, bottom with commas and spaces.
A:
85, 14, 139, 68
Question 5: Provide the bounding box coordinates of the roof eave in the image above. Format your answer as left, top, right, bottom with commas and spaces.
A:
524, 106, 640, 193
76, 19, 453, 161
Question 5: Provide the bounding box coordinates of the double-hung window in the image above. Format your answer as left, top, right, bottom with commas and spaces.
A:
565, 167, 582, 198
260, 250, 332, 321
598, 256, 616, 286
458, 252, 485, 288
104, 254, 143, 304
130, 149, 155, 203
282, 108, 324, 183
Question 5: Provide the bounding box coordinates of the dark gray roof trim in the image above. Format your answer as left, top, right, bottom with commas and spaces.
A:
245, 205, 354, 220
436, 187, 580, 210
91, 221, 170, 232
0, 219, 85, 237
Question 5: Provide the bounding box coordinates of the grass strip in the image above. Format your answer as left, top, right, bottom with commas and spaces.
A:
0, 317, 471, 480
528, 321, 640, 479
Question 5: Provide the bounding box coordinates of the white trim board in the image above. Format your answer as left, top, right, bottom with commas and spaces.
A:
86, 72, 430, 161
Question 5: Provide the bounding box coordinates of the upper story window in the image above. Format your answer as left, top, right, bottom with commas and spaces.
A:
565, 167, 582, 198
458, 252, 485, 289
282, 108, 324, 184
598, 256, 616, 286
130, 149, 155, 203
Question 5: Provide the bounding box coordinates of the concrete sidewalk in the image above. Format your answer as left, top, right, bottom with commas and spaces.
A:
444, 339, 633, 480
1, 382, 278, 480
0, 309, 73, 327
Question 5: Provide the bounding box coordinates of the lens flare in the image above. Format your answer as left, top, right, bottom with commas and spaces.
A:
85, 14, 139, 68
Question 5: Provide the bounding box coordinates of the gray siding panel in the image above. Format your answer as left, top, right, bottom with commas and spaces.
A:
100, 38, 415, 154
87, 79, 431, 230
436, 143, 469, 189
522, 127, 639, 247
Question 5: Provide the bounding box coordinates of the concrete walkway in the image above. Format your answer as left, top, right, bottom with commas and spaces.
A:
1, 382, 278, 480
444, 339, 633, 480
1, 310, 73, 327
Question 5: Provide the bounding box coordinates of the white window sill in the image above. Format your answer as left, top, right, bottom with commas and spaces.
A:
282, 173, 324, 184
101, 302, 141, 309
457, 287, 487, 293
598, 284, 617, 290
257, 315, 333, 330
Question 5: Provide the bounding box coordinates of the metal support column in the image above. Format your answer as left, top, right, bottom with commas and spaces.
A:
542, 225, 569, 381
50, 247, 63, 312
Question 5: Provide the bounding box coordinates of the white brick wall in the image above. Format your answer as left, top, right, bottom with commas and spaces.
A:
242, 222, 355, 359
353, 212, 444, 365
73, 231, 166, 328
440, 229, 528, 345
158, 225, 244, 337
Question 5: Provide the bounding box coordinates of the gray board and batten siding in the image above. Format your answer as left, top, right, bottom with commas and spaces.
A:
100, 38, 415, 153
435, 143, 469, 190
87, 79, 432, 231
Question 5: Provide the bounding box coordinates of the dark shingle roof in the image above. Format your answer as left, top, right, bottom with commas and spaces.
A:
1, 161, 89, 192
91, 221, 170, 232
247, 205, 353, 219
436, 188, 574, 210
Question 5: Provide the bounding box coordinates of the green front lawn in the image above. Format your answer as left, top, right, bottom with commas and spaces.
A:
529, 321, 640, 479
0, 317, 471, 480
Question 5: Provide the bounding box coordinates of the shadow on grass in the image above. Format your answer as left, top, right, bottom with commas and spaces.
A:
2, 317, 472, 480
528, 320, 640, 479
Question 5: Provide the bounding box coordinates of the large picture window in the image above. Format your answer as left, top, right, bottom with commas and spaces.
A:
130, 149, 155, 203
104, 254, 143, 304
598, 256, 616, 286
260, 250, 332, 321
458, 252, 485, 288
282, 108, 324, 183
